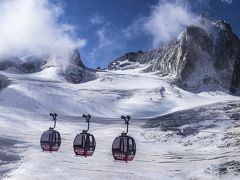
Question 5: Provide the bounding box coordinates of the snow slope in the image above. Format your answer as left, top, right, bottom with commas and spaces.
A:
0, 66, 240, 179
0, 66, 237, 118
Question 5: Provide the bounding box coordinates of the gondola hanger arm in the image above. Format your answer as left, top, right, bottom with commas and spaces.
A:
121, 115, 130, 124
49, 113, 57, 129
121, 115, 131, 134
82, 114, 91, 132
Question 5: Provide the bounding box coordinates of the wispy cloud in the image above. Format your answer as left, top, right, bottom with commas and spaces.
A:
0, 0, 86, 59
143, 1, 196, 47
122, 17, 146, 39
122, 0, 197, 48
88, 25, 124, 66
220, 0, 233, 4
90, 14, 105, 25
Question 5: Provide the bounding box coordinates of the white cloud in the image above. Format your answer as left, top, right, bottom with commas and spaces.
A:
90, 14, 105, 25
0, 0, 86, 60
220, 0, 232, 4
143, 1, 196, 47
96, 28, 112, 48
121, 0, 198, 48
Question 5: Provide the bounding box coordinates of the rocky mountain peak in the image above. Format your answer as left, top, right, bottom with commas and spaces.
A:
68, 49, 85, 68
107, 18, 240, 94
213, 20, 232, 31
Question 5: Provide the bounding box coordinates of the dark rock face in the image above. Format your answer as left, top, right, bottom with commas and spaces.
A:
0, 55, 48, 73
63, 64, 95, 84
20, 55, 48, 73
108, 17, 240, 94
107, 50, 155, 70
0, 56, 21, 71
0, 74, 10, 89
64, 49, 95, 83
68, 49, 85, 68
231, 60, 240, 94
175, 20, 240, 93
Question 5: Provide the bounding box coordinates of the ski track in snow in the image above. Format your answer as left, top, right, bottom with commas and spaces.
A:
0, 67, 240, 179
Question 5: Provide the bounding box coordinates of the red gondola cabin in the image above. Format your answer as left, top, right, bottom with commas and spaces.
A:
73, 114, 96, 157
112, 115, 136, 162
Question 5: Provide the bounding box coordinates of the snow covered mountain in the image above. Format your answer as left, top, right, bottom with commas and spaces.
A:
108, 15, 240, 94
1, 17, 240, 180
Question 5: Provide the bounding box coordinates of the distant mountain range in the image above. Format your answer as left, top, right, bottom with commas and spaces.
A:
0, 15, 240, 95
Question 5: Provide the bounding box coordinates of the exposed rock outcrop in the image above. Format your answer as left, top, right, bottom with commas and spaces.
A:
0, 55, 48, 73
20, 55, 48, 73
63, 49, 95, 83
0, 74, 10, 90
